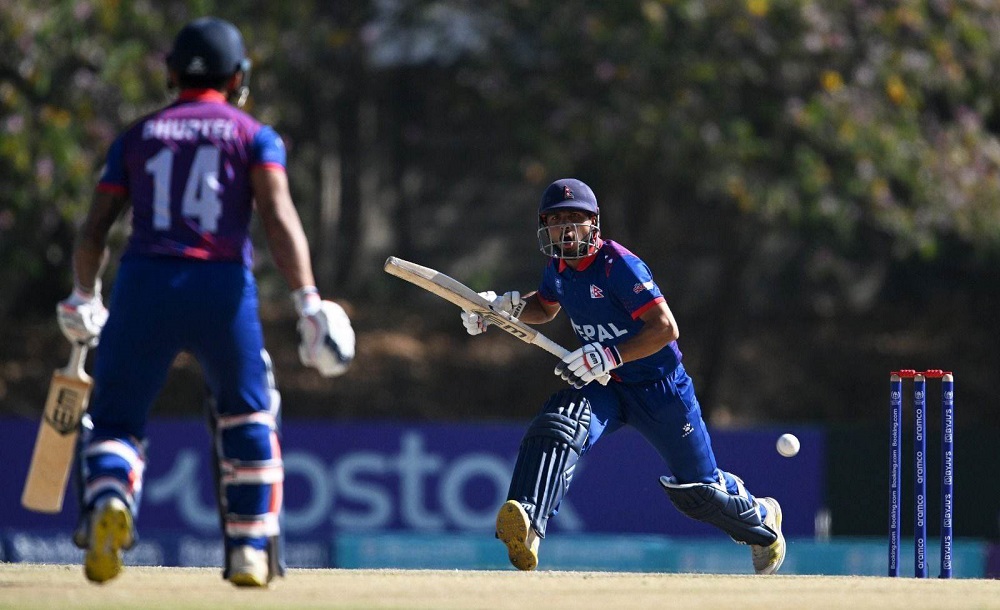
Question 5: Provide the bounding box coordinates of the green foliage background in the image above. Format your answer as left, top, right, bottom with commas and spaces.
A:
2, 0, 999, 429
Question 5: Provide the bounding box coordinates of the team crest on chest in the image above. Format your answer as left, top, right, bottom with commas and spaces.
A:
589, 285, 604, 298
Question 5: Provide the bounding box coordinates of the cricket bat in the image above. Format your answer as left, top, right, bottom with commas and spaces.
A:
21, 342, 93, 513
383, 256, 609, 384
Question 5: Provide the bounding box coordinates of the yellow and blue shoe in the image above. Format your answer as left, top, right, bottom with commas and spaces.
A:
84, 497, 134, 584
228, 545, 271, 588
751, 497, 786, 575
496, 500, 540, 571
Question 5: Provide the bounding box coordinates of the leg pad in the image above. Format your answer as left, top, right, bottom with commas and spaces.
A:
659, 476, 777, 546
506, 390, 591, 537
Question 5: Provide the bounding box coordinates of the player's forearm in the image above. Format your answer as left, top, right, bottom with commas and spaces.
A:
613, 327, 673, 363
262, 214, 316, 291
72, 241, 108, 294
613, 307, 678, 363
252, 168, 316, 290
518, 292, 558, 324
72, 191, 124, 293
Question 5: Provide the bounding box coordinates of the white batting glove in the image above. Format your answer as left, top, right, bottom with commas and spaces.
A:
496, 291, 525, 318
461, 310, 486, 335
554, 342, 622, 388
293, 286, 356, 377
460, 291, 495, 336
57, 284, 109, 347
460, 290, 525, 336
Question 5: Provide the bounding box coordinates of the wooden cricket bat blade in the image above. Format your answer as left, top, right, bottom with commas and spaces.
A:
383, 256, 610, 386
383, 256, 491, 311
21, 343, 92, 513
383, 256, 546, 349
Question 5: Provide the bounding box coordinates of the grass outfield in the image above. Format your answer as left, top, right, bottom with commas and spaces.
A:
1, 564, 998, 609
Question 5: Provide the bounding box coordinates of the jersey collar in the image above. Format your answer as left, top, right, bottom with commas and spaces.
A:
178, 89, 228, 103
557, 238, 604, 273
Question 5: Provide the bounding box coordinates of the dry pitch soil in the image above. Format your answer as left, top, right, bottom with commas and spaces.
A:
1, 564, 999, 610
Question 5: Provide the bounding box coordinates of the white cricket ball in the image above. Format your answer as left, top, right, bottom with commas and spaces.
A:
776, 433, 800, 458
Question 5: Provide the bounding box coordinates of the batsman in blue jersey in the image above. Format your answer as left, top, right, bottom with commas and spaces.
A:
462, 178, 785, 574
55, 17, 354, 587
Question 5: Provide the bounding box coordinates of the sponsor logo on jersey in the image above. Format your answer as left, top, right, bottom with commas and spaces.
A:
589, 285, 604, 298
633, 281, 655, 294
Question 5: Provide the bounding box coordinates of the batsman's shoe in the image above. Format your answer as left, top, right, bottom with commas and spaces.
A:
751, 497, 786, 575
228, 546, 270, 587
84, 496, 134, 584
496, 500, 540, 571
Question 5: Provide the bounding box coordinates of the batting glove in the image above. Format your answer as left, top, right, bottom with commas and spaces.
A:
494, 291, 526, 319
293, 286, 356, 377
460, 291, 496, 336
57, 284, 109, 347
460, 291, 525, 336
555, 342, 622, 388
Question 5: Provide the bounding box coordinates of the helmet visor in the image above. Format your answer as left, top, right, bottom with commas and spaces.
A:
537, 219, 600, 259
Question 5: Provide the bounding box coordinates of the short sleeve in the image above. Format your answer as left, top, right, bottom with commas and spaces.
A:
252, 125, 287, 170
95, 135, 128, 194
609, 257, 664, 319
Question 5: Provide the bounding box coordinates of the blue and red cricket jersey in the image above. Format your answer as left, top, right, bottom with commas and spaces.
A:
97, 89, 286, 267
537, 239, 683, 382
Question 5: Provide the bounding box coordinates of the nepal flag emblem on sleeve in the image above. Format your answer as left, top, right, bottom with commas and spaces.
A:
590, 285, 604, 298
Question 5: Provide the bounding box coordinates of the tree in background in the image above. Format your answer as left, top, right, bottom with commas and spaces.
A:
0, 2, 171, 317
4, 0, 1000, 423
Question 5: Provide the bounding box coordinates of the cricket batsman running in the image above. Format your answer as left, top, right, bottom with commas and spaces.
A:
461, 178, 786, 574
55, 17, 354, 586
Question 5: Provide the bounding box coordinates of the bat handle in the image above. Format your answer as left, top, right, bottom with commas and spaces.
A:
65, 342, 90, 377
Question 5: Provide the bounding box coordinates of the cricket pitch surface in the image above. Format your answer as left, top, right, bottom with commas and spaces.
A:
1, 564, 998, 609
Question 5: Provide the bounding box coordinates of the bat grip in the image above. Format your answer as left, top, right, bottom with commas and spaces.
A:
66, 342, 89, 377
531, 333, 571, 359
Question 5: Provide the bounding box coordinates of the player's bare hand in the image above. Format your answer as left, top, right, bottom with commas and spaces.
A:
294, 287, 355, 377
56, 286, 109, 347
555, 342, 622, 388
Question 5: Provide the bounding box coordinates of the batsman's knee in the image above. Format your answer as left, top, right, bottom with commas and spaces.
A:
525, 389, 592, 449
507, 390, 591, 538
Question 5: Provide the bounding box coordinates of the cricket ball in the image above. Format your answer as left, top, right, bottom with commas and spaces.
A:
776, 433, 800, 458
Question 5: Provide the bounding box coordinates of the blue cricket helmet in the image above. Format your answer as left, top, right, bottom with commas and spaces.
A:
537, 178, 601, 259
538, 178, 599, 217
167, 17, 251, 82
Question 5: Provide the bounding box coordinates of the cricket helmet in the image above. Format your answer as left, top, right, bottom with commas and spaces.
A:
537, 178, 601, 259
167, 17, 252, 103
